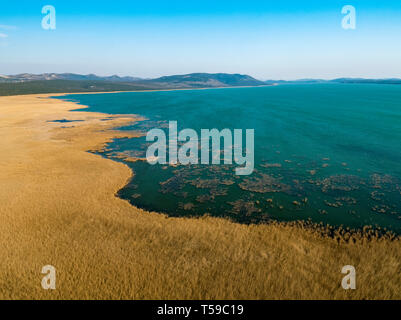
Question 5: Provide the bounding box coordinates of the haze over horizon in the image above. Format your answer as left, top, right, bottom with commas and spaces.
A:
1, 0, 401, 80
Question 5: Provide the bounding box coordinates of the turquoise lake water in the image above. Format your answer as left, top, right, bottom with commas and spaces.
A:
58, 84, 401, 232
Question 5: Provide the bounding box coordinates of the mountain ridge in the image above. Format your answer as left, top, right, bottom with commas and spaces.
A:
0, 72, 266, 87
2, 73, 401, 86
0, 73, 143, 82
0, 73, 267, 96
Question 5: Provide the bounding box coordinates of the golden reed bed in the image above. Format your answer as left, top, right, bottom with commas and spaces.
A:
0, 94, 400, 300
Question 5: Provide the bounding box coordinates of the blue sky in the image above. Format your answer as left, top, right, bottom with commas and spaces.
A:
0, 0, 401, 79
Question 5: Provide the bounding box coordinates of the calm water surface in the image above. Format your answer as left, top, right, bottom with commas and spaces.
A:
58, 84, 401, 232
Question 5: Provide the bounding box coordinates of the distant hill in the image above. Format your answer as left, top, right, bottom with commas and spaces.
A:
0, 80, 165, 96
0, 73, 267, 96
0, 73, 143, 83
146, 73, 266, 88
0, 72, 266, 87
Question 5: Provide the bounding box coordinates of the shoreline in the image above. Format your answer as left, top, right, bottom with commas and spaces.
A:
0, 93, 400, 299
0, 84, 273, 98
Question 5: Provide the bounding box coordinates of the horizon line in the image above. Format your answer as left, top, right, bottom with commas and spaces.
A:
2, 72, 401, 82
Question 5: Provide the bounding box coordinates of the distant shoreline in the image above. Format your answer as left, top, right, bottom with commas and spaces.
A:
0, 84, 273, 97
0, 73, 269, 97
4, 78, 401, 97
